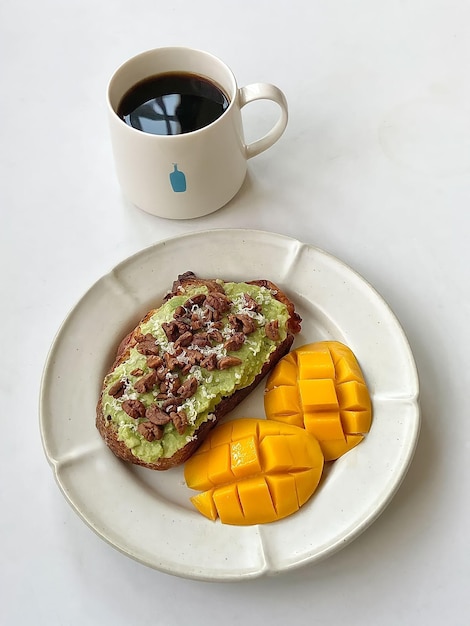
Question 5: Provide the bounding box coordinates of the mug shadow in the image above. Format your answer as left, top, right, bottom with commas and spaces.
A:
209, 171, 261, 221
209, 169, 286, 227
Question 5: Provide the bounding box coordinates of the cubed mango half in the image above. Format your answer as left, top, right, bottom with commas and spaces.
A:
264, 341, 372, 461
184, 418, 324, 526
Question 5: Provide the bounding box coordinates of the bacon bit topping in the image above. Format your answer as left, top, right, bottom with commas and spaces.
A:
164, 352, 179, 370
174, 330, 193, 348
243, 293, 262, 312
159, 377, 177, 394
206, 291, 231, 313
184, 293, 207, 309
122, 399, 146, 419
207, 328, 223, 343
192, 332, 211, 347
173, 305, 187, 319
162, 321, 180, 342
141, 333, 157, 342
146, 355, 163, 369
217, 356, 243, 370
200, 353, 218, 371
138, 421, 164, 441
145, 404, 171, 425
170, 409, 189, 435
133, 370, 157, 394
130, 368, 144, 377
224, 332, 245, 352
177, 376, 199, 398
136, 338, 160, 355
155, 365, 168, 381
161, 396, 184, 411
265, 319, 280, 341
108, 379, 126, 398
228, 313, 257, 334
167, 376, 181, 394
190, 315, 205, 331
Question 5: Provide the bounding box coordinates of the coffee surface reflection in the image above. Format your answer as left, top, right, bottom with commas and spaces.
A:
118, 72, 230, 135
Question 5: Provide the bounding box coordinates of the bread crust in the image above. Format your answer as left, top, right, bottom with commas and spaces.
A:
96, 272, 301, 470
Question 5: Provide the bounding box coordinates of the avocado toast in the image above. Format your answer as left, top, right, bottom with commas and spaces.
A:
96, 272, 301, 470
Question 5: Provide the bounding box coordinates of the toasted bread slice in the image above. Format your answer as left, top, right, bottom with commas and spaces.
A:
96, 272, 301, 470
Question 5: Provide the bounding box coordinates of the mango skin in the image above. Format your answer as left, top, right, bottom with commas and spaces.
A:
264, 342, 372, 461
184, 418, 324, 525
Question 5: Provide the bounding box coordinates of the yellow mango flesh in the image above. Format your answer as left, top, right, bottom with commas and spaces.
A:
264, 342, 372, 461
190, 489, 218, 521
185, 418, 324, 525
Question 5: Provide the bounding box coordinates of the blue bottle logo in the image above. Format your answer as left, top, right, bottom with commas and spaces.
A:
169, 164, 187, 192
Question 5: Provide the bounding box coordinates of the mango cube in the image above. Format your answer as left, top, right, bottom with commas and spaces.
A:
297, 348, 335, 380
303, 410, 344, 441
292, 468, 323, 506
259, 435, 294, 472
237, 476, 277, 524
184, 450, 213, 491
212, 483, 245, 525
207, 443, 234, 485
298, 378, 338, 411
320, 434, 364, 462
336, 380, 371, 411
265, 474, 299, 518
335, 355, 364, 384
230, 435, 261, 478
190, 489, 217, 521
340, 409, 372, 434
265, 354, 297, 390
264, 341, 372, 461
264, 384, 300, 417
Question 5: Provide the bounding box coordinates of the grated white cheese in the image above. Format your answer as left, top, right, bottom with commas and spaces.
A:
119, 421, 137, 433
120, 391, 138, 401
182, 397, 198, 424
245, 339, 260, 355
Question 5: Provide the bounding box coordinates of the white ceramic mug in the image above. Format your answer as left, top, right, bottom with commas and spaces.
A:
107, 47, 288, 219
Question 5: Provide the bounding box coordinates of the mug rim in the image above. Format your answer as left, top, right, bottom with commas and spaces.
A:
106, 46, 238, 138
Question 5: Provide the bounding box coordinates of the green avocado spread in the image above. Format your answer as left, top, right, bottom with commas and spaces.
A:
101, 281, 290, 463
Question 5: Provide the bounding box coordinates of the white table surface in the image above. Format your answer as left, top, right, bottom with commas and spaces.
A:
2, 0, 469, 624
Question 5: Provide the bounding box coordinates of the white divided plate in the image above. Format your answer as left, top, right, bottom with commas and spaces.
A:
40, 229, 420, 581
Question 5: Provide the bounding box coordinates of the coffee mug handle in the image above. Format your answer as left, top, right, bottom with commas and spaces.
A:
238, 83, 288, 159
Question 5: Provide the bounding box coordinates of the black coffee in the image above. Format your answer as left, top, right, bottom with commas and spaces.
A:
117, 72, 230, 135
